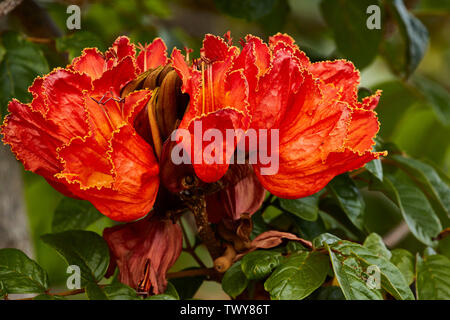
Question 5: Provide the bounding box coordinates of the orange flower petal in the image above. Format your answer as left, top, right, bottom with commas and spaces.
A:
92, 56, 137, 96
248, 48, 303, 131
345, 108, 379, 153
256, 148, 383, 199
105, 36, 136, 66
201, 34, 239, 62
62, 125, 160, 221
361, 89, 382, 110
137, 38, 168, 73
308, 60, 360, 104
71, 48, 106, 80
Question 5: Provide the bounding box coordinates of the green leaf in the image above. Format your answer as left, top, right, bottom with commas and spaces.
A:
52, 197, 104, 233
278, 194, 319, 221
257, 0, 290, 35
327, 174, 366, 230
103, 283, 140, 300
55, 31, 105, 60
170, 267, 205, 300
389, 0, 429, 77
363, 233, 392, 260
41, 230, 109, 283
326, 244, 383, 300
222, 261, 248, 299
33, 294, 66, 300
146, 294, 177, 300
330, 240, 415, 300
382, 173, 442, 245
390, 249, 415, 285
241, 250, 285, 280
315, 286, 345, 300
85, 282, 108, 300
264, 251, 329, 300
0, 248, 49, 294
214, 0, 277, 21
371, 81, 417, 138
320, 0, 382, 68
413, 76, 450, 127
365, 159, 383, 181
416, 254, 450, 300
437, 234, 450, 259
391, 155, 450, 219
414, 0, 450, 13
163, 281, 180, 299
312, 233, 341, 249
0, 31, 48, 119
0, 281, 5, 298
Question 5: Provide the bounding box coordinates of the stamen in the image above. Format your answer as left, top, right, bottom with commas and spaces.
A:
137, 259, 151, 295
147, 88, 162, 160
201, 61, 206, 115
90, 96, 115, 130
208, 63, 214, 113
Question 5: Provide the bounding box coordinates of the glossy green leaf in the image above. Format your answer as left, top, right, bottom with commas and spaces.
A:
326, 244, 383, 300
330, 240, 414, 300
365, 159, 383, 181
264, 251, 329, 300
389, 0, 429, 77
413, 76, 450, 127
315, 286, 345, 300
214, 0, 277, 21
145, 294, 177, 300
103, 283, 140, 300
222, 261, 249, 299
382, 173, 442, 245
33, 294, 66, 300
392, 155, 450, 219
164, 281, 180, 299
41, 230, 109, 282
390, 249, 415, 285
363, 233, 392, 260
327, 174, 366, 230
86, 282, 108, 300
55, 31, 105, 60
279, 194, 319, 221
312, 233, 341, 249
241, 250, 285, 280
0, 248, 49, 294
371, 81, 417, 139
0, 31, 48, 119
320, 0, 382, 68
52, 197, 104, 233
170, 267, 205, 300
416, 254, 450, 300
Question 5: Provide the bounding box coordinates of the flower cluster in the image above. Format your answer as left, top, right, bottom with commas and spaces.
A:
1, 32, 385, 295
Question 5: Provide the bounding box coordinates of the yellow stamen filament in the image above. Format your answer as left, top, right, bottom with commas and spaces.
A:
114, 100, 124, 119
147, 88, 162, 160
201, 61, 206, 115
100, 104, 115, 130
208, 63, 214, 113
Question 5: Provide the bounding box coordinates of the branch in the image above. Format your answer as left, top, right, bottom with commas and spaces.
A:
186, 195, 223, 260
166, 268, 217, 279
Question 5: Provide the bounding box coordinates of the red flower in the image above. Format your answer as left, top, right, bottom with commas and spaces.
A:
1, 36, 168, 222
103, 216, 182, 295
171, 33, 386, 200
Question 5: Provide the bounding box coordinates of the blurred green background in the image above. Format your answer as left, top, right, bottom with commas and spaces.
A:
0, 0, 449, 298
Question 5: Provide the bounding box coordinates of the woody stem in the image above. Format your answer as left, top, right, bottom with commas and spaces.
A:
189, 195, 223, 260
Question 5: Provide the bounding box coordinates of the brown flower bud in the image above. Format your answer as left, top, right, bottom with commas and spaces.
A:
128, 65, 189, 158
